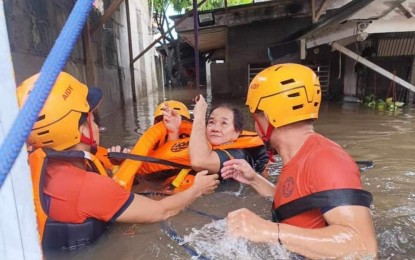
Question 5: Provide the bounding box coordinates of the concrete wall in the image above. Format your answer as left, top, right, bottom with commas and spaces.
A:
211, 63, 228, 96
128, 0, 158, 98
4, 0, 157, 116
217, 17, 311, 98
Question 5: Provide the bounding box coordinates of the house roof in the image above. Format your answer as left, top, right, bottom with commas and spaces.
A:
170, 0, 415, 59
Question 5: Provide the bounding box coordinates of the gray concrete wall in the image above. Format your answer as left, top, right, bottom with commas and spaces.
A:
5, 0, 157, 116
128, 0, 158, 98
218, 17, 311, 98
211, 63, 228, 96
5, 0, 83, 83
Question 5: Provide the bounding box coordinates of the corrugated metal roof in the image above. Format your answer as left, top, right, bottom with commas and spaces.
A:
377, 32, 415, 56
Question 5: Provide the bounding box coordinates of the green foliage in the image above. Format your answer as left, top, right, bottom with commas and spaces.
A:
153, 0, 170, 12
156, 0, 252, 15
363, 94, 405, 111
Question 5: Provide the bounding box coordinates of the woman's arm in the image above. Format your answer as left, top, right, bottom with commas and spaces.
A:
189, 95, 221, 173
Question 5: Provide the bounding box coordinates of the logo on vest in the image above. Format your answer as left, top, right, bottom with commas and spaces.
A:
282, 176, 294, 198
171, 141, 189, 152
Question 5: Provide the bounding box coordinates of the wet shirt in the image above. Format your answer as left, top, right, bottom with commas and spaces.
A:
274, 133, 363, 228
215, 146, 269, 173
45, 160, 134, 224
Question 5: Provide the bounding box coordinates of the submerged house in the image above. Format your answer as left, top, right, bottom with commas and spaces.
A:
171, 0, 415, 103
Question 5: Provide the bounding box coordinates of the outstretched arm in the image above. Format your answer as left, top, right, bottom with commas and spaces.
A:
116, 171, 219, 223
189, 95, 221, 173
227, 206, 378, 259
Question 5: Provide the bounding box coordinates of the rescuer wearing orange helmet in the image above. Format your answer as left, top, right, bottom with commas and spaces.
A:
108, 100, 191, 155
221, 64, 378, 258
153, 99, 192, 141
154, 100, 191, 124
17, 72, 219, 249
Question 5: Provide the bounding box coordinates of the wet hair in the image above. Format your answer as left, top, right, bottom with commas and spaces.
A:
208, 104, 244, 132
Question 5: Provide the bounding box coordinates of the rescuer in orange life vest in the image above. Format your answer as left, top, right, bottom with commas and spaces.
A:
221, 63, 378, 259
17, 72, 219, 250
107, 98, 269, 191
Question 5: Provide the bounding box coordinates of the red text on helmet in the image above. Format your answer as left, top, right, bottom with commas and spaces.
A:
62, 85, 74, 100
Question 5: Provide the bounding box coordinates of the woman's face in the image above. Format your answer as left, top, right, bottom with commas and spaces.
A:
206, 107, 240, 146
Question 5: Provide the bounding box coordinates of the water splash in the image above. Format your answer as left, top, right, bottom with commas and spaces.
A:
181, 219, 293, 259
267, 156, 283, 176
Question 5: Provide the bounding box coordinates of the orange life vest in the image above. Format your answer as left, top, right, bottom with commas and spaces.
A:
29, 148, 109, 249
111, 120, 193, 190
108, 117, 264, 191
137, 130, 264, 174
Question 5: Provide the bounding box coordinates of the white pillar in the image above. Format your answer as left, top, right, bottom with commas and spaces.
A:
206, 60, 211, 97
0, 1, 42, 259
343, 54, 357, 96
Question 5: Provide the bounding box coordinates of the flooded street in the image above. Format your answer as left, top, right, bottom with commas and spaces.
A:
45, 86, 415, 259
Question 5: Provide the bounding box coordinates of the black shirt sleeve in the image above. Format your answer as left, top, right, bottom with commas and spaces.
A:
214, 146, 269, 174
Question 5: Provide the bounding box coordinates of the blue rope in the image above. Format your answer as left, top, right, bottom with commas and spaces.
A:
0, 0, 94, 188
160, 222, 211, 260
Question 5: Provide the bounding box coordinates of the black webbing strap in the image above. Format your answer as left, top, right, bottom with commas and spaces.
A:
42, 149, 105, 174
272, 189, 373, 222
108, 152, 191, 169
42, 148, 87, 159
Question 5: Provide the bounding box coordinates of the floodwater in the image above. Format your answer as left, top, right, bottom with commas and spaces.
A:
45, 86, 415, 259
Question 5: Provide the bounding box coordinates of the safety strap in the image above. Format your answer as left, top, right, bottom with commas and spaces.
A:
42, 149, 88, 159
272, 189, 373, 222
39, 149, 109, 213
107, 152, 191, 169
42, 149, 108, 176
33, 148, 110, 249
171, 168, 192, 188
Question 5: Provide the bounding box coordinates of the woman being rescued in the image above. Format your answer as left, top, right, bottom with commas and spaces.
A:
189, 94, 269, 177
109, 97, 269, 191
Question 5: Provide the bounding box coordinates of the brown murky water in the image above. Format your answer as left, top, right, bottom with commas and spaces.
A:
45, 86, 415, 259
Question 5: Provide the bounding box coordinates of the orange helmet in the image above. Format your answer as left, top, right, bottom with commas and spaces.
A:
246, 63, 321, 128
154, 100, 191, 124
16, 72, 102, 151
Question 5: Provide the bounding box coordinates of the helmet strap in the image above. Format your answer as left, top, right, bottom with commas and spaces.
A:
80, 112, 97, 150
